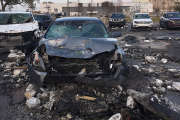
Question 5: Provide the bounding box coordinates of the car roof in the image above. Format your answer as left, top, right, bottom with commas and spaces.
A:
165, 12, 180, 14
0, 11, 31, 14
34, 14, 50, 16
55, 17, 100, 22
112, 13, 123, 15
135, 13, 149, 15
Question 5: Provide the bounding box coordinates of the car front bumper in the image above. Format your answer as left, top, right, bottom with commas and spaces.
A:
109, 21, 126, 27
133, 23, 153, 28
29, 67, 126, 87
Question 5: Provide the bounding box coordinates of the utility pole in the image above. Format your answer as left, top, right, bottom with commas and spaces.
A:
67, 0, 70, 16
77, 0, 80, 16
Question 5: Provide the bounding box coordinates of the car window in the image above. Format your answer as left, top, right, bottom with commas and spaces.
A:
34, 15, 51, 21
11, 13, 33, 24
167, 13, 180, 18
45, 20, 109, 39
163, 14, 167, 18
0, 13, 33, 25
0, 14, 10, 25
112, 14, 125, 18
134, 14, 150, 19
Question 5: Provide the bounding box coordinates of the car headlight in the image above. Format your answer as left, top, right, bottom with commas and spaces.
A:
109, 18, 113, 21
120, 19, 125, 21
168, 20, 175, 24
134, 21, 140, 24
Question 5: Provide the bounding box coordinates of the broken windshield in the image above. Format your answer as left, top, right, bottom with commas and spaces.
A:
134, 14, 150, 19
0, 13, 33, 25
45, 20, 109, 39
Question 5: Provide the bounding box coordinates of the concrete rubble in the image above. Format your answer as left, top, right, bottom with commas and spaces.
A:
108, 113, 122, 120
26, 97, 41, 108
1, 30, 180, 120
172, 82, 180, 91
126, 96, 135, 109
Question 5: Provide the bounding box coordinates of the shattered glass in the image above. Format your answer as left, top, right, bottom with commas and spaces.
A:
45, 20, 109, 39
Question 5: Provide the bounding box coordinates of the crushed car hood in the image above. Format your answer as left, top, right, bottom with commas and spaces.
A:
40, 37, 118, 59
0, 22, 39, 33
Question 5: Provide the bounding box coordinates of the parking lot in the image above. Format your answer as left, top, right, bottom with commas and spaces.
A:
0, 21, 180, 120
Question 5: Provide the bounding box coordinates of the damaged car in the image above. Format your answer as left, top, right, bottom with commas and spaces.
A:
0, 12, 40, 55
28, 17, 127, 86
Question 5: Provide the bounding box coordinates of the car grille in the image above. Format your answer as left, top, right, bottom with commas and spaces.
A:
135, 21, 151, 24
48, 57, 102, 75
112, 19, 121, 22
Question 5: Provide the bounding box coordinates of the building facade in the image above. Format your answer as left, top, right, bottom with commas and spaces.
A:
149, 0, 180, 13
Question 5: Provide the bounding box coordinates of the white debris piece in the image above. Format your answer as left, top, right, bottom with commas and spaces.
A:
147, 67, 154, 73
172, 82, 180, 91
168, 69, 177, 73
26, 97, 40, 108
133, 65, 140, 71
161, 58, 168, 64
108, 113, 122, 120
154, 79, 163, 87
8, 52, 19, 59
126, 96, 135, 109
167, 85, 172, 90
13, 69, 23, 77
125, 43, 132, 47
8, 50, 25, 60
25, 84, 37, 99
43, 91, 56, 110
144, 40, 154, 43
145, 56, 156, 63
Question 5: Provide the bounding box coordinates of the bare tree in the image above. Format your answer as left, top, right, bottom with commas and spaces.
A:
102, 1, 114, 16
174, 1, 180, 12
0, 0, 36, 11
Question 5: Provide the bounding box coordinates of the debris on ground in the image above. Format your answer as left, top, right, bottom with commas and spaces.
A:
25, 84, 37, 99
172, 82, 180, 92
1, 29, 180, 120
145, 56, 156, 63
161, 58, 168, 64
26, 97, 41, 108
108, 113, 122, 120
126, 96, 135, 109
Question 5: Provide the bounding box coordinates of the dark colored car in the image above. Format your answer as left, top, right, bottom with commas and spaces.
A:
0, 12, 39, 55
34, 14, 52, 30
28, 17, 127, 86
160, 12, 180, 29
54, 13, 63, 18
109, 13, 126, 28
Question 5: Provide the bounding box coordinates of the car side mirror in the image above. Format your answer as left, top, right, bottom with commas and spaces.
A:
110, 31, 122, 38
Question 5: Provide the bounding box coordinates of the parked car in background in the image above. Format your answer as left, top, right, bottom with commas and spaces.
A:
28, 17, 127, 86
109, 13, 126, 28
34, 14, 52, 30
160, 12, 180, 29
132, 13, 153, 29
0, 12, 39, 55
